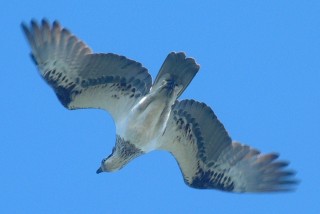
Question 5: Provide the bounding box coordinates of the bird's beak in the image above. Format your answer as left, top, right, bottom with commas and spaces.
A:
96, 167, 103, 174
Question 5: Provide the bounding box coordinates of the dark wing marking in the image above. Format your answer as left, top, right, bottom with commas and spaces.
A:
22, 19, 152, 123
159, 99, 297, 192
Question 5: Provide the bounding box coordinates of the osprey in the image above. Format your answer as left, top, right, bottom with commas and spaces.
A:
22, 19, 297, 193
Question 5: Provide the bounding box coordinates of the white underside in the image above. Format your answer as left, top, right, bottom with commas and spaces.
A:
116, 85, 180, 153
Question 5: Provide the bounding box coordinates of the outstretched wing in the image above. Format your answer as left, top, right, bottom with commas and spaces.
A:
22, 19, 152, 124
159, 100, 296, 192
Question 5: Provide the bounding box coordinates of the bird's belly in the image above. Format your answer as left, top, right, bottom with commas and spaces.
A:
118, 98, 172, 152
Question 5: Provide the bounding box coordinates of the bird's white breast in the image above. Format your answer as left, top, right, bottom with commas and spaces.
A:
116, 93, 174, 152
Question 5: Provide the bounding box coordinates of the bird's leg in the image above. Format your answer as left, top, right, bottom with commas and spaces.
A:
133, 79, 174, 112
161, 78, 179, 95
155, 79, 182, 132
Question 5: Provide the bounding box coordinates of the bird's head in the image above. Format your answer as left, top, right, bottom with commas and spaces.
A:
96, 135, 144, 174
96, 147, 124, 173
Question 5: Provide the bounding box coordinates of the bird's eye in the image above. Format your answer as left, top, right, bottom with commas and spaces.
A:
101, 158, 107, 164
112, 147, 116, 153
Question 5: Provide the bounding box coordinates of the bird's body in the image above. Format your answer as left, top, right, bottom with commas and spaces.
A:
119, 83, 178, 153
22, 19, 297, 193
106, 80, 181, 171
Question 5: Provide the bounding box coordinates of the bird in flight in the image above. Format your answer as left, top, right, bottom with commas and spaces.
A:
22, 19, 297, 193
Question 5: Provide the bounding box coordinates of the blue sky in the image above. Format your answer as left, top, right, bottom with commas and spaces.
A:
1, 0, 319, 213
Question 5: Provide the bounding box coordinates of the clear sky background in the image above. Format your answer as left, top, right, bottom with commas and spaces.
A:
1, 1, 319, 213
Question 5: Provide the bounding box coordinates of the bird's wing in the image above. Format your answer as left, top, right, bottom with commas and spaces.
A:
22, 19, 152, 124
159, 100, 296, 192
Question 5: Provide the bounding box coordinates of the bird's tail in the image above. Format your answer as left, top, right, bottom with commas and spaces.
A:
151, 52, 200, 98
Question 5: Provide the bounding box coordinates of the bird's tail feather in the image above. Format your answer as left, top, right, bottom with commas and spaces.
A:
152, 52, 200, 98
